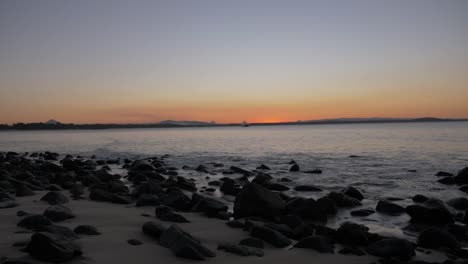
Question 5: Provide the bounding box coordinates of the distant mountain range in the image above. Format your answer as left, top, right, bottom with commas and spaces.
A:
1, 117, 467, 130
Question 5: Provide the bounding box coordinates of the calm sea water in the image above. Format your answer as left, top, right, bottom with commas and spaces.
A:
1, 122, 468, 237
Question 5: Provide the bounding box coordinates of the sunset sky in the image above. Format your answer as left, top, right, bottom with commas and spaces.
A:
1, 0, 467, 124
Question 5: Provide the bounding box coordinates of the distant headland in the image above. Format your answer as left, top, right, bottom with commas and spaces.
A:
1, 117, 467, 131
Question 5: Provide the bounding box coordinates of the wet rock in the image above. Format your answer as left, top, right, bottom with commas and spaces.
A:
447, 197, 468, 210
218, 243, 264, 257
135, 194, 160, 207
69, 183, 84, 196
351, 209, 375, 217
161, 187, 192, 211
418, 228, 459, 250
208, 180, 221, 186
376, 200, 406, 215
17, 215, 52, 230
43, 205, 75, 222
131, 181, 163, 197
266, 182, 289, 191
294, 235, 335, 253
341, 186, 364, 201
26, 232, 82, 262
436, 171, 454, 177
280, 214, 304, 229
176, 176, 197, 192
192, 195, 228, 217
159, 225, 216, 260
0, 201, 19, 209
239, 238, 264, 249
412, 194, 429, 203
366, 238, 415, 260
226, 220, 244, 229
454, 167, 468, 185
40, 191, 69, 205
142, 221, 166, 239
438, 177, 455, 185
327, 191, 361, 207
256, 164, 271, 170
220, 179, 242, 196
37, 225, 79, 240
155, 205, 190, 223
250, 225, 292, 248
406, 198, 453, 225
230, 166, 254, 176
289, 164, 300, 172
234, 183, 285, 220
74, 225, 100, 235
127, 239, 142, 245
294, 185, 322, 192
335, 222, 370, 246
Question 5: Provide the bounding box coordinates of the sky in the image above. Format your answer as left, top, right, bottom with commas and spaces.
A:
0, 0, 467, 124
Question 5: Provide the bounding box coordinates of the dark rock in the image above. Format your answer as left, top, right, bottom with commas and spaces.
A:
438, 177, 455, 185
74, 225, 100, 235
230, 166, 254, 176
127, 239, 143, 245
294, 235, 334, 253
289, 164, 300, 172
26, 232, 82, 262
17, 210, 30, 217
192, 195, 228, 217
376, 200, 406, 215
257, 164, 271, 170
366, 238, 415, 260
454, 167, 468, 185
341, 186, 364, 201
418, 228, 459, 250
234, 183, 285, 220
18, 215, 52, 230
294, 185, 322, 192
351, 209, 375, 217
208, 180, 221, 186
69, 183, 85, 196
220, 179, 241, 196
155, 205, 190, 223
161, 187, 192, 211
43, 205, 75, 222
266, 183, 289, 191
250, 225, 292, 248
336, 222, 369, 246
142, 221, 166, 238
0, 201, 19, 209
447, 197, 468, 210
159, 225, 216, 260
40, 191, 69, 205
412, 194, 429, 203
280, 214, 304, 229
239, 238, 264, 249
406, 198, 454, 225
37, 225, 79, 240
327, 191, 361, 207
218, 243, 264, 257
436, 171, 454, 177
135, 194, 160, 207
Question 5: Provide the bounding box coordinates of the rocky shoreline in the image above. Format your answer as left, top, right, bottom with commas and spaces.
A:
1, 151, 468, 264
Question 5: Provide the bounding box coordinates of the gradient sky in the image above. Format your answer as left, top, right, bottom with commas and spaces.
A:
1, 0, 467, 124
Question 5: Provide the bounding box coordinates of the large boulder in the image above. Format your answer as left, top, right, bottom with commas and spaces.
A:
406, 198, 453, 225
155, 205, 190, 223
26, 232, 82, 262
234, 183, 285, 220
43, 205, 75, 222
335, 222, 370, 246
142, 221, 167, 239
159, 225, 216, 260
220, 179, 241, 196
417, 228, 460, 250
366, 238, 415, 260
376, 200, 406, 215
161, 188, 192, 211
327, 192, 361, 207
454, 167, 468, 185
341, 186, 364, 201
135, 194, 160, 207
40, 191, 69, 205
192, 195, 228, 217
